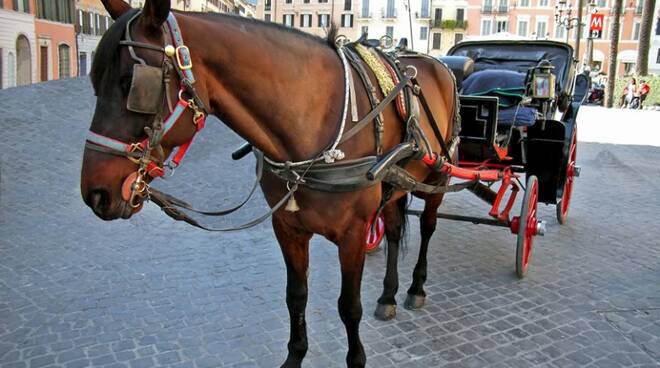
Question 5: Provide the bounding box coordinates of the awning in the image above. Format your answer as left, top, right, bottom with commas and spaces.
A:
590, 49, 604, 62
617, 49, 637, 62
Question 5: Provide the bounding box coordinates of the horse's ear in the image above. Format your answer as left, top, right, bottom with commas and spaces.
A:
142, 0, 171, 30
100, 0, 132, 20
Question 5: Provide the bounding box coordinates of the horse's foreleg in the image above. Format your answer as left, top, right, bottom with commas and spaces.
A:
337, 222, 368, 368
405, 193, 444, 310
374, 197, 406, 321
272, 215, 312, 368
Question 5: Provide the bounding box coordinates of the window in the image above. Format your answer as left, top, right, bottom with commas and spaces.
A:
632, 22, 640, 40
496, 20, 508, 32
656, 17, 660, 35
0, 48, 2, 89
518, 20, 528, 37
319, 0, 328, 3
420, 26, 428, 40
623, 62, 635, 76
361, 0, 369, 17
283, 14, 294, 26
7, 52, 15, 87
13, 0, 30, 12
265, 0, 271, 10
344, 0, 351, 11
434, 8, 442, 27
58, 44, 71, 79
361, 26, 369, 37
481, 19, 492, 35
37, 0, 74, 23
539, 0, 548, 5
420, 0, 429, 18
432, 33, 441, 49
386, 0, 395, 18
300, 14, 312, 27
304, 0, 310, 3
318, 14, 330, 27
264, 13, 271, 22
386, 26, 394, 38
518, 0, 529, 6
341, 14, 353, 28
79, 52, 87, 77
454, 33, 463, 44
456, 8, 465, 23
597, 0, 606, 6
498, 0, 508, 12
285, 0, 291, 4
536, 20, 547, 37
657, 49, 660, 64
483, 0, 493, 11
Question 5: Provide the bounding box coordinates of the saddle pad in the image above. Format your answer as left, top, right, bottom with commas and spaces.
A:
353, 44, 407, 119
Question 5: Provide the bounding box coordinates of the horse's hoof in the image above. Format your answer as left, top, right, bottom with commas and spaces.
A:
403, 294, 426, 310
374, 303, 396, 321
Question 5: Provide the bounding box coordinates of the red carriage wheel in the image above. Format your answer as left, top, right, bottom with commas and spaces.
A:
557, 128, 577, 224
511, 175, 544, 279
365, 213, 385, 253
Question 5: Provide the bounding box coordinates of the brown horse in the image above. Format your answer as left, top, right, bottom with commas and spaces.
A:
80, 0, 457, 366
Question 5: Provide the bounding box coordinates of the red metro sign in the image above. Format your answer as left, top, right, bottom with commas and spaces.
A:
590, 13, 604, 38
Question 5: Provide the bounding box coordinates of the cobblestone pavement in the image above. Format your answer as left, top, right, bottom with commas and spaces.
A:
1, 79, 659, 368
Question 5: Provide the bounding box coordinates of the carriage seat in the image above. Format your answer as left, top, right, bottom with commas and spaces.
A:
462, 69, 537, 127
437, 56, 474, 90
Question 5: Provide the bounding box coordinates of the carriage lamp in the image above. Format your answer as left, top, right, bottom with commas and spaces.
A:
531, 60, 556, 100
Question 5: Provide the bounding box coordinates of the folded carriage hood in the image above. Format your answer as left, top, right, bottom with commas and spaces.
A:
448, 40, 575, 95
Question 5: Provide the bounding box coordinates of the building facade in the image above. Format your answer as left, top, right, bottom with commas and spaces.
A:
171, 0, 236, 13
466, 0, 643, 76
234, 0, 256, 17
76, 0, 111, 77
34, 0, 77, 82
0, 0, 38, 88
255, 0, 361, 39
649, 0, 660, 74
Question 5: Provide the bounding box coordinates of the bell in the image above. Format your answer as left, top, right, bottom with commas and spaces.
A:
285, 193, 300, 212
164, 45, 176, 57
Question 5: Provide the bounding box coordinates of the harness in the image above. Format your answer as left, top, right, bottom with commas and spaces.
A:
85, 10, 206, 208
85, 12, 464, 230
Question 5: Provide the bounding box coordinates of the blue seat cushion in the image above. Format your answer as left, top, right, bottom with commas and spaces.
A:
498, 106, 537, 126
462, 70, 527, 108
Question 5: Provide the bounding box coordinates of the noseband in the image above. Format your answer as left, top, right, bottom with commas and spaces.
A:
85, 11, 207, 208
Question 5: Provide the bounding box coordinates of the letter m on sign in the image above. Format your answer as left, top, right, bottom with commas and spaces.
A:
590, 14, 604, 38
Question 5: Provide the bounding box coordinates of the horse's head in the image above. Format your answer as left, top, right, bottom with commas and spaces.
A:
81, 0, 201, 220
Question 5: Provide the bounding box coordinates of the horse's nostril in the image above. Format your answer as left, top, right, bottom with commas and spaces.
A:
88, 189, 108, 214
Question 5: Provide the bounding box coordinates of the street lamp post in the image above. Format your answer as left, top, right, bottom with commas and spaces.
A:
555, 0, 584, 64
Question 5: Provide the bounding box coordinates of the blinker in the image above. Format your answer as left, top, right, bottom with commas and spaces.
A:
126, 64, 164, 114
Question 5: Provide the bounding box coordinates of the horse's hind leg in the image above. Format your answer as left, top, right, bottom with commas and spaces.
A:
374, 196, 407, 321
272, 215, 313, 368
404, 192, 444, 310
337, 219, 369, 367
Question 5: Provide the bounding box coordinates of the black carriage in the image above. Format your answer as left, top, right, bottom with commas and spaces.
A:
414, 40, 586, 277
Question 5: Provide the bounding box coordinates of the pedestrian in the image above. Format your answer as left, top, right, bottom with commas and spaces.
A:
638, 80, 650, 109
620, 77, 637, 108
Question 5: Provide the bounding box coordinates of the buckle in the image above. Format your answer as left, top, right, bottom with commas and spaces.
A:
175, 46, 193, 70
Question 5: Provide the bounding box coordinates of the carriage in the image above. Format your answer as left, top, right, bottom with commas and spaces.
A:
368, 40, 587, 278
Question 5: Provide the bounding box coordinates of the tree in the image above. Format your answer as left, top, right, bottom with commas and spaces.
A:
605, 0, 623, 108
636, 0, 657, 76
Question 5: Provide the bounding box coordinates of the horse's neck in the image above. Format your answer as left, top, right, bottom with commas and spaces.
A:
182, 15, 345, 162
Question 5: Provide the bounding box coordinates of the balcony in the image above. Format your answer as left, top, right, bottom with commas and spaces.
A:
434, 19, 468, 29
382, 10, 397, 19
415, 11, 431, 19
482, 5, 493, 13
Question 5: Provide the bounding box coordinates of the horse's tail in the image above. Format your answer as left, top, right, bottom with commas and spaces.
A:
398, 193, 409, 256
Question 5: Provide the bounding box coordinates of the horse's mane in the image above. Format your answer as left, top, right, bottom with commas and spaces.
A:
90, 8, 141, 95
184, 11, 339, 48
